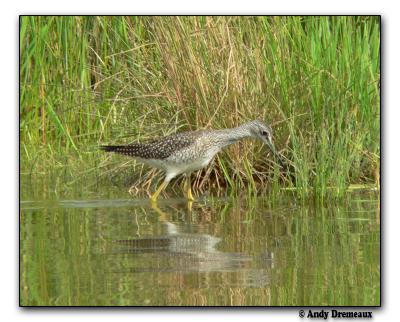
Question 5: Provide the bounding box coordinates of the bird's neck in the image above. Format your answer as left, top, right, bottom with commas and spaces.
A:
218, 123, 252, 146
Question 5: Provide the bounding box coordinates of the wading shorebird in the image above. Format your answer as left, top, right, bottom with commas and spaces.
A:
101, 120, 277, 202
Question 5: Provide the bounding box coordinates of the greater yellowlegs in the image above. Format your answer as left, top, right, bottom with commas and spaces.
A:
101, 119, 277, 202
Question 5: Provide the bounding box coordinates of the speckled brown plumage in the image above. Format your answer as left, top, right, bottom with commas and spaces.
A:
101, 130, 206, 160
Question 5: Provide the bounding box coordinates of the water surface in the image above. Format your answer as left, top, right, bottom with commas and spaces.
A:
20, 192, 380, 306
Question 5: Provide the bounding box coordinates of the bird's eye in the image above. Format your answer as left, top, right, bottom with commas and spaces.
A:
261, 131, 269, 136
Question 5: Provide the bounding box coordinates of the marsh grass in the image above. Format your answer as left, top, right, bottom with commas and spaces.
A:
19, 16, 380, 199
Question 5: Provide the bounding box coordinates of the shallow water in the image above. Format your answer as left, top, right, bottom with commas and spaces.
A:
20, 192, 380, 306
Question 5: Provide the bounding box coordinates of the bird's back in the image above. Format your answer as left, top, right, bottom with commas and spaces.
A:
101, 130, 207, 160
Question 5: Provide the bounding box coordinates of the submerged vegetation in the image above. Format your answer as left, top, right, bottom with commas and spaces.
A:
19, 16, 380, 199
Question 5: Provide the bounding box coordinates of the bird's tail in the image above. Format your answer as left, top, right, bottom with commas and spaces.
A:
100, 145, 121, 152
100, 145, 141, 158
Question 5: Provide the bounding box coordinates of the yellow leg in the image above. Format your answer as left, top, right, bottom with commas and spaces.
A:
185, 175, 195, 201
150, 202, 168, 222
150, 179, 169, 203
187, 200, 193, 212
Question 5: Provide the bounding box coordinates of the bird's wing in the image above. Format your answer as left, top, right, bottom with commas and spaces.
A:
101, 130, 206, 160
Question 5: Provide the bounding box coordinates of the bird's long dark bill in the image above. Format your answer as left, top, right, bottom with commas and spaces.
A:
267, 142, 277, 156
267, 143, 284, 165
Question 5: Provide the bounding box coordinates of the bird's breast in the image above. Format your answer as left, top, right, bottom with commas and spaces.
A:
163, 139, 222, 175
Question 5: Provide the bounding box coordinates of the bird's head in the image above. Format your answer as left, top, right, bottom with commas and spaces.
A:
247, 119, 276, 154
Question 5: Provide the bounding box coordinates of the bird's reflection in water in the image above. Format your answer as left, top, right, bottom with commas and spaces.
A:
112, 202, 274, 287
